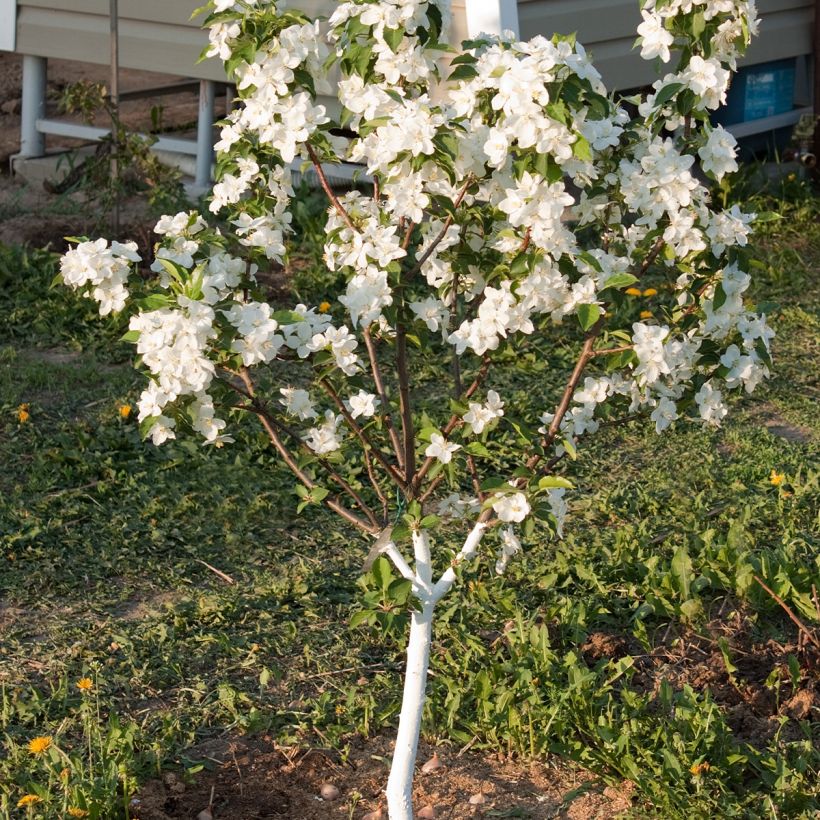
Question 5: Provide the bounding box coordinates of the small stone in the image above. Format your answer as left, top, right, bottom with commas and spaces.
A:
320, 783, 340, 801
361, 809, 384, 820
417, 805, 437, 819
196, 810, 213, 820
1, 99, 21, 115
420, 752, 442, 774
468, 792, 487, 805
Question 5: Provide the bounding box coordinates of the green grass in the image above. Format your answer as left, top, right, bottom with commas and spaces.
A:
0, 185, 818, 819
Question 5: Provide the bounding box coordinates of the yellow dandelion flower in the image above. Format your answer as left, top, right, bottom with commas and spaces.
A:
769, 470, 785, 486
689, 761, 710, 776
68, 809, 89, 818
318, 301, 331, 314
76, 677, 93, 692
28, 736, 52, 755
787, 173, 796, 182
17, 794, 42, 808
642, 287, 658, 297
639, 310, 653, 320
119, 404, 132, 419
16, 404, 30, 424
625, 287, 642, 296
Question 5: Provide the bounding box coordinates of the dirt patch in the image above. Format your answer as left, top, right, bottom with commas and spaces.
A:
133, 734, 635, 820
747, 403, 813, 444
116, 590, 184, 622
631, 604, 820, 748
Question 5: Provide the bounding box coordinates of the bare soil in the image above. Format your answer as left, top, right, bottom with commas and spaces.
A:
133, 734, 635, 820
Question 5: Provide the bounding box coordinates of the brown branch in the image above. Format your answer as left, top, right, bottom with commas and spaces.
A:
637, 236, 665, 278
364, 446, 390, 523
405, 176, 473, 279
465, 453, 485, 502
234, 369, 379, 534
754, 576, 820, 650
319, 377, 406, 490
396, 321, 415, 486
525, 318, 604, 472
418, 472, 446, 506
593, 345, 633, 357
306, 143, 356, 233
413, 355, 492, 492
401, 221, 417, 252
363, 325, 404, 468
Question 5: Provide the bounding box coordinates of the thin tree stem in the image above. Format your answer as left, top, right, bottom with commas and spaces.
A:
234, 369, 379, 534
363, 325, 405, 468
320, 377, 406, 490
306, 143, 357, 233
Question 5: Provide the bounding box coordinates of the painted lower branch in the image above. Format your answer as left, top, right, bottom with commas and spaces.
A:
432, 522, 487, 602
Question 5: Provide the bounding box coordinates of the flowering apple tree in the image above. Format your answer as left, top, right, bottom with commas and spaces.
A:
59, 0, 771, 816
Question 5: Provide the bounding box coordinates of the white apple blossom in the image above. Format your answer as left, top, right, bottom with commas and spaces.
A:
347, 390, 379, 419
492, 492, 531, 524
279, 387, 318, 420
425, 433, 461, 464
304, 410, 344, 454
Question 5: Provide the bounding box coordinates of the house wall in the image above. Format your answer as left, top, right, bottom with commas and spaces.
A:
7, 0, 816, 90
517, 0, 814, 89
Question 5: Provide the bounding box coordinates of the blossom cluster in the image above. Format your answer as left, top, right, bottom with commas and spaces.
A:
59, 0, 772, 576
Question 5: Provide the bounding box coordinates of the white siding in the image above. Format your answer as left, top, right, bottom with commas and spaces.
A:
0, 0, 16, 51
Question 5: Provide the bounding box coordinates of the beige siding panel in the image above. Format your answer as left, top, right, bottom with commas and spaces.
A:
517, 0, 814, 89
16, 6, 225, 79
19, 0, 198, 27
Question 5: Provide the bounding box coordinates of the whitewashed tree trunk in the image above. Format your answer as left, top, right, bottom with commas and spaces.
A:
382, 524, 487, 819
385, 599, 435, 820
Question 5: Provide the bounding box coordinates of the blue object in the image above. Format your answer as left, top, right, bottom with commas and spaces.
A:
715, 58, 796, 126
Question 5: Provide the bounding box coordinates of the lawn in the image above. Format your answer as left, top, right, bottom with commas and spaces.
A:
0, 177, 818, 819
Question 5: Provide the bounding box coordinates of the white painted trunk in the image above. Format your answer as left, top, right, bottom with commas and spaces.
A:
385, 600, 435, 820
379, 524, 488, 819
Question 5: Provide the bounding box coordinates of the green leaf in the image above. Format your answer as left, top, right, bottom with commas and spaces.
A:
271, 309, 305, 325
371, 556, 394, 595
572, 135, 592, 162
538, 476, 574, 490
670, 546, 693, 600
349, 610, 374, 629
464, 442, 491, 457
448, 63, 479, 82
577, 303, 602, 331
120, 330, 140, 343
600, 272, 639, 291
654, 82, 683, 108
383, 27, 403, 53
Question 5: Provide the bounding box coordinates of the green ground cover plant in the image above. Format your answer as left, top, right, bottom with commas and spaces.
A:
0, 177, 817, 818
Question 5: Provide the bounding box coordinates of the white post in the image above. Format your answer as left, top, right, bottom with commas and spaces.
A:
196, 79, 216, 188
20, 55, 46, 158
385, 599, 435, 820
464, 0, 520, 38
